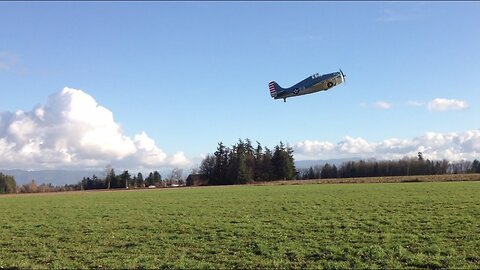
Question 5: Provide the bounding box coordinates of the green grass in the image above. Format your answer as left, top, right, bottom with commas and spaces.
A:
1, 182, 479, 269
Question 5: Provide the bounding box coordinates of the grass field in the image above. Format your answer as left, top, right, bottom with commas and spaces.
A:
1, 181, 479, 269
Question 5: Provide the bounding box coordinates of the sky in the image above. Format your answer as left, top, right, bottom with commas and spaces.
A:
1, 1, 479, 173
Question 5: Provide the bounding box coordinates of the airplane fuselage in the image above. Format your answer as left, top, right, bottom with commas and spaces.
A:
270, 71, 345, 101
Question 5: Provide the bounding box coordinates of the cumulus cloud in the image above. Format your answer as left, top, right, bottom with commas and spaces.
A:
374, 101, 392, 110
293, 130, 480, 162
168, 152, 190, 167
0, 87, 190, 170
427, 98, 469, 111
294, 140, 335, 155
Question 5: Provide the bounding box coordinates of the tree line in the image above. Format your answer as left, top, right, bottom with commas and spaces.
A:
197, 139, 296, 185
0, 167, 186, 194
80, 167, 185, 190
298, 152, 480, 180
0, 175, 78, 194
2, 149, 480, 194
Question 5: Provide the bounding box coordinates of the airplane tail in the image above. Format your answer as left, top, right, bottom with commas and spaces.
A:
268, 81, 283, 98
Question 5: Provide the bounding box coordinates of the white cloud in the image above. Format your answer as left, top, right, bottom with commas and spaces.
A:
294, 140, 335, 154
293, 130, 480, 162
359, 101, 391, 109
133, 132, 167, 163
428, 98, 469, 111
374, 101, 392, 110
407, 101, 424, 107
0, 87, 190, 170
338, 136, 375, 154
377, 8, 417, 23
0, 51, 18, 71
169, 151, 190, 167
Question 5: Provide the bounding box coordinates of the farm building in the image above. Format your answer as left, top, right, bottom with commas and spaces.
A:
186, 174, 209, 186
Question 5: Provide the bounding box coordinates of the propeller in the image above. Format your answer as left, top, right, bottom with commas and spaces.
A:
339, 68, 346, 85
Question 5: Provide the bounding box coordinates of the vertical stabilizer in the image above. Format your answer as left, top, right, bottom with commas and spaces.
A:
268, 81, 282, 98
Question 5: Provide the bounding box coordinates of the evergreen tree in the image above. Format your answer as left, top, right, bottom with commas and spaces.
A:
253, 142, 264, 181
153, 171, 162, 185
119, 170, 131, 188
198, 139, 297, 184
0, 173, 16, 194
272, 142, 296, 180
233, 139, 253, 184
131, 175, 137, 188
212, 142, 228, 185
307, 167, 316, 179
321, 163, 331, 179
331, 164, 338, 178
136, 172, 144, 187
226, 144, 238, 184
286, 144, 297, 179
471, 159, 480, 173
145, 172, 154, 186
106, 168, 116, 189
244, 139, 256, 181
261, 147, 274, 181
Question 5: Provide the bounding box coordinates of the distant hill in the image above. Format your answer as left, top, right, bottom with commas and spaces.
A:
295, 158, 362, 170
0, 170, 103, 186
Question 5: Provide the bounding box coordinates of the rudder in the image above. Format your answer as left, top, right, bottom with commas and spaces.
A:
268, 81, 281, 98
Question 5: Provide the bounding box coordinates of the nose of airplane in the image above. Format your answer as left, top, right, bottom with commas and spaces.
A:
339, 68, 346, 84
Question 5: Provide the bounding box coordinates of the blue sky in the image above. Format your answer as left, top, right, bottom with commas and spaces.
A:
1, 2, 479, 171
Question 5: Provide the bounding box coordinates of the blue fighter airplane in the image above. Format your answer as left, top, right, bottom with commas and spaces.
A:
269, 69, 346, 102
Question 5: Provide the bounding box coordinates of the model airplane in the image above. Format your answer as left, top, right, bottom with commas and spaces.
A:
269, 69, 346, 102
